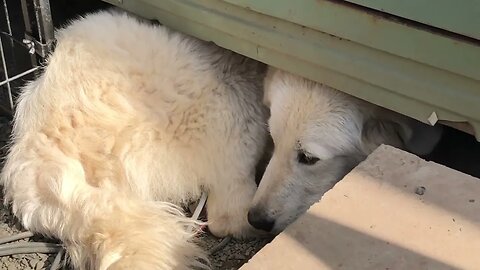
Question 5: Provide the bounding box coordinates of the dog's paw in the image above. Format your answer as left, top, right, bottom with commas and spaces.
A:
207, 213, 266, 239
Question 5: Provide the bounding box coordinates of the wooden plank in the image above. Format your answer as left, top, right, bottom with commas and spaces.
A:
345, 0, 480, 40
223, 0, 480, 82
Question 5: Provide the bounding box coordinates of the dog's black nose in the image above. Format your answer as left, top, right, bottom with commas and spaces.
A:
247, 208, 275, 232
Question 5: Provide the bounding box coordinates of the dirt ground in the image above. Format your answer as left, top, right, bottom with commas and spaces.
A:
0, 117, 269, 270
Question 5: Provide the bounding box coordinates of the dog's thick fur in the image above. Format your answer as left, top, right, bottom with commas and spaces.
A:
1, 11, 268, 269
248, 68, 443, 233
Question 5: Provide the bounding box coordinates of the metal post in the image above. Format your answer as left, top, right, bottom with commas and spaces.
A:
0, 34, 13, 110
21, 0, 55, 58
32, 0, 54, 46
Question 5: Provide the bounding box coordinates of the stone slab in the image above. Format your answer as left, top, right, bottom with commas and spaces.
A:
241, 145, 480, 270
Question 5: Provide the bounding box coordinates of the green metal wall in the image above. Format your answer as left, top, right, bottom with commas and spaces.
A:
102, 0, 480, 140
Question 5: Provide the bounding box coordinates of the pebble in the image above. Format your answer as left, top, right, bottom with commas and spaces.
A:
231, 254, 246, 260
25, 254, 37, 260
415, 186, 426, 196
35, 260, 45, 270
20, 258, 29, 268
37, 253, 49, 260
29, 258, 40, 268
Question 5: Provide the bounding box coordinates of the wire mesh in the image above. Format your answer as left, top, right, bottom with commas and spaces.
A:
0, 0, 54, 117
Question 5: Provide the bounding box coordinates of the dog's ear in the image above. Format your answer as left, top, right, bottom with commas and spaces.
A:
361, 116, 443, 156
361, 118, 406, 153
401, 118, 443, 156
263, 67, 289, 108
262, 68, 277, 108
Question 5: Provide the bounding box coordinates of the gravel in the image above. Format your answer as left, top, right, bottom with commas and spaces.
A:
0, 197, 61, 270
200, 235, 270, 269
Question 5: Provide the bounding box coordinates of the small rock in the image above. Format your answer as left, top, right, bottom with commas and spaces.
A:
35, 260, 45, 270
415, 186, 426, 196
25, 254, 36, 260
37, 254, 48, 260
29, 258, 40, 268
47, 255, 55, 263
19, 258, 30, 269
231, 254, 246, 260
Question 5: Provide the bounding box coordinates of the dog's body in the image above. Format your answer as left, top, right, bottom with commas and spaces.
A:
248, 68, 443, 233
2, 11, 268, 269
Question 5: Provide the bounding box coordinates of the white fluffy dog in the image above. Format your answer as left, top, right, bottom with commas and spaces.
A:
1, 11, 268, 269
248, 68, 443, 233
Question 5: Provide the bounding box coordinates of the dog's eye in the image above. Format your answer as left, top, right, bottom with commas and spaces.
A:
297, 151, 320, 165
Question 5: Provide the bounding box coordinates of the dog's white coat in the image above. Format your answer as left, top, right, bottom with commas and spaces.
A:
250, 68, 442, 233
1, 11, 268, 269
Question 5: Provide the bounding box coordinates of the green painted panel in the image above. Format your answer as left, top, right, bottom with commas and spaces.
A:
345, 0, 480, 40
101, 0, 480, 140
224, 0, 480, 82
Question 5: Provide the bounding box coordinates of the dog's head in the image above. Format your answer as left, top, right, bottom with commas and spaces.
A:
248, 68, 442, 233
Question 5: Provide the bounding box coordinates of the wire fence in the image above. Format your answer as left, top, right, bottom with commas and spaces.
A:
0, 0, 55, 117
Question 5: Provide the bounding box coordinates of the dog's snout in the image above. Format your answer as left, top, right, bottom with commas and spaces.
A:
247, 208, 275, 232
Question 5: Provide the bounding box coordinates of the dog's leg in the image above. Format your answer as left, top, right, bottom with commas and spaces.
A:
206, 173, 258, 239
